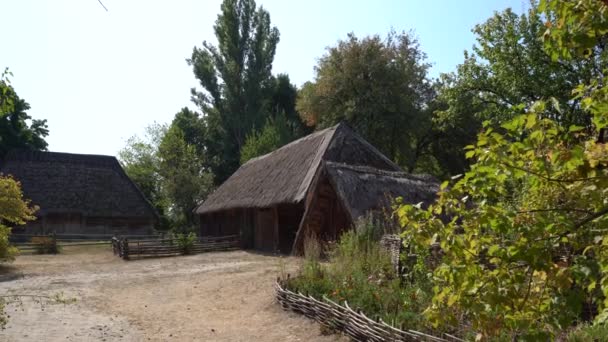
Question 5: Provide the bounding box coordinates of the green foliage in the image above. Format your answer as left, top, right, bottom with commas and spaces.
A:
0, 68, 14, 117
174, 232, 197, 255
0, 224, 18, 263
240, 113, 294, 164
31, 236, 59, 254
0, 70, 48, 157
296, 31, 434, 172
398, 109, 608, 338
433, 4, 608, 175
0, 175, 37, 262
438, 6, 604, 128
287, 220, 433, 332
119, 123, 171, 229
394, 2, 608, 338
188, 0, 281, 183
158, 121, 214, 230
268, 74, 310, 138
539, 0, 608, 61
171, 107, 208, 158
566, 323, 608, 342
120, 111, 215, 231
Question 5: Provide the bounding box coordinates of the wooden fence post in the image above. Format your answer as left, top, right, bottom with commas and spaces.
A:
112, 237, 117, 255
122, 238, 129, 260
50, 232, 57, 254
117, 238, 122, 257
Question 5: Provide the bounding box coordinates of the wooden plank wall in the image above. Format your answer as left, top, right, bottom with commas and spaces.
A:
294, 174, 351, 254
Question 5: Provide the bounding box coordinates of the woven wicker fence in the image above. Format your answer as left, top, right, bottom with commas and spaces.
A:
275, 279, 464, 342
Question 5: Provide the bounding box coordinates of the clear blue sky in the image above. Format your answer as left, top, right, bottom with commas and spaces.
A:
3, 0, 528, 156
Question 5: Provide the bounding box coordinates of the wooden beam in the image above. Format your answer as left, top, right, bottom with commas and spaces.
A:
292, 164, 326, 255
273, 206, 279, 252
41, 215, 47, 235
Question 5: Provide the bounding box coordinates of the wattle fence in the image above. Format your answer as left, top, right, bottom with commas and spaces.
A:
112, 235, 240, 260
275, 279, 464, 342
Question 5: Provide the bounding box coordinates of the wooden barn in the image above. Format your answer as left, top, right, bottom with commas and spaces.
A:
0, 150, 158, 236
195, 123, 439, 254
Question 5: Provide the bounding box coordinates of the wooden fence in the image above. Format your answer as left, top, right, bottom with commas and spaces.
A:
12, 233, 167, 253
275, 279, 464, 342
112, 235, 240, 260
11, 233, 161, 244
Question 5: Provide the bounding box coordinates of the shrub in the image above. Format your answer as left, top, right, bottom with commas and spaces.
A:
286, 218, 434, 332
31, 236, 59, 254
0, 175, 37, 262
566, 323, 608, 342
175, 232, 197, 255
0, 224, 19, 261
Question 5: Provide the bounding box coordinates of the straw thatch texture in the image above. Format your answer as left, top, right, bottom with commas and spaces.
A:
196, 122, 402, 215
325, 162, 439, 221
0, 150, 158, 218
196, 126, 335, 214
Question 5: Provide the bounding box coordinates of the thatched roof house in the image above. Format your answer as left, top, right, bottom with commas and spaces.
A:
0, 150, 158, 235
195, 123, 439, 254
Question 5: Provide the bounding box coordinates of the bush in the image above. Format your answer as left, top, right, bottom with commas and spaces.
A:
174, 232, 197, 255
286, 218, 433, 332
566, 324, 608, 342
31, 236, 59, 254
0, 224, 19, 261
0, 175, 37, 262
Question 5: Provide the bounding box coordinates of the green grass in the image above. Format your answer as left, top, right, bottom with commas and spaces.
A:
285, 219, 433, 332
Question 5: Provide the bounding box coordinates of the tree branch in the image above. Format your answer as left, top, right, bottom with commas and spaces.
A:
574, 206, 608, 229
501, 161, 607, 183
517, 208, 594, 215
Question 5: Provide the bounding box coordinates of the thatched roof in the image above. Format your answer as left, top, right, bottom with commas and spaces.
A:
324, 162, 439, 221
0, 150, 158, 219
196, 122, 401, 214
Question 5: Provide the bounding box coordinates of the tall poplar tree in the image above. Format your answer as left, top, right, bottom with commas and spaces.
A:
188, 0, 280, 183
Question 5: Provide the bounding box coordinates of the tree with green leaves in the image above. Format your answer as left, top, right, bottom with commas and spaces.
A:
119, 123, 170, 229
240, 113, 293, 164
0, 68, 39, 261
296, 31, 434, 172
0, 174, 38, 328
0, 175, 37, 262
396, 0, 608, 338
268, 74, 310, 138
441, 4, 608, 128
432, 4, 608, 174
188, 0, 280, 183
170, 107, 208, 157
0, 70, 48, 157
158, 121, 214, 230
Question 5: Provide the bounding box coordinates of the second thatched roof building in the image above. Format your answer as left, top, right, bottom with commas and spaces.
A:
194, 123, 439, 254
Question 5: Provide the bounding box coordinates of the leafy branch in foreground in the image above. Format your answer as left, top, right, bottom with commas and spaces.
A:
397, 109, 608, 339
396, 1, 608, 338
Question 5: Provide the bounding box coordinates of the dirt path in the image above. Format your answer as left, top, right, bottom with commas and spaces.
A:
0, 246, 345, 341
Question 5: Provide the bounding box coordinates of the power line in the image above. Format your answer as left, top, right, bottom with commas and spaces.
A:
97, 0, 108, 11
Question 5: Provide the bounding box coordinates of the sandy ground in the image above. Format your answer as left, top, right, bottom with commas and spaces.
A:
0, 246, 346, 341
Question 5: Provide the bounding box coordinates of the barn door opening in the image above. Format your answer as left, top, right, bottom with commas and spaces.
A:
254, 208, 275, 252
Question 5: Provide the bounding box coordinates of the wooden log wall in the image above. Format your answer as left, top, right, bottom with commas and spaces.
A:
275, 279, 464, 342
